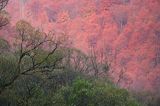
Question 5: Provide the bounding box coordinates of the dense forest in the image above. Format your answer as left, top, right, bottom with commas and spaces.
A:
0, 0, 160, 106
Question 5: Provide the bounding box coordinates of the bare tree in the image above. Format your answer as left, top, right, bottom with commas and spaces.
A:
87, 36, 110, 78
0, 10, 9, 28
69, 49, 91, 73
0, 20, 65, 94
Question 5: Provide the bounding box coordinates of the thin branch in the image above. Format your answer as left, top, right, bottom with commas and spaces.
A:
0, 0, 9, 11
21, 43, 58, 75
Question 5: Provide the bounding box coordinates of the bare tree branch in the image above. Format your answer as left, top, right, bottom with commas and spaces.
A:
0, 0, 9, 28
0, 0, 9, 11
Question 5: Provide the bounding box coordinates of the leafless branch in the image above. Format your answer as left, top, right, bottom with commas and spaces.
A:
0, 0, 9, 11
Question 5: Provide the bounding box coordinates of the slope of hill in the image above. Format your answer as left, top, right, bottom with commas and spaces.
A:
3, 0, 160, 92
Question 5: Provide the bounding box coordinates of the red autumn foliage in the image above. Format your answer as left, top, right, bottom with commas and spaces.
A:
1, 0, 159, 92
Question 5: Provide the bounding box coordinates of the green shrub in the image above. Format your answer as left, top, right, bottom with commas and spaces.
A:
61, 78, 140, 106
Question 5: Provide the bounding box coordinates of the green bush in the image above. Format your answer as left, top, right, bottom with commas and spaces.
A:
61, 78, 140, 106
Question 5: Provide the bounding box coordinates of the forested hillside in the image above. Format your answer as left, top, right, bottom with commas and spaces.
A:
0, 0, 160, 106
